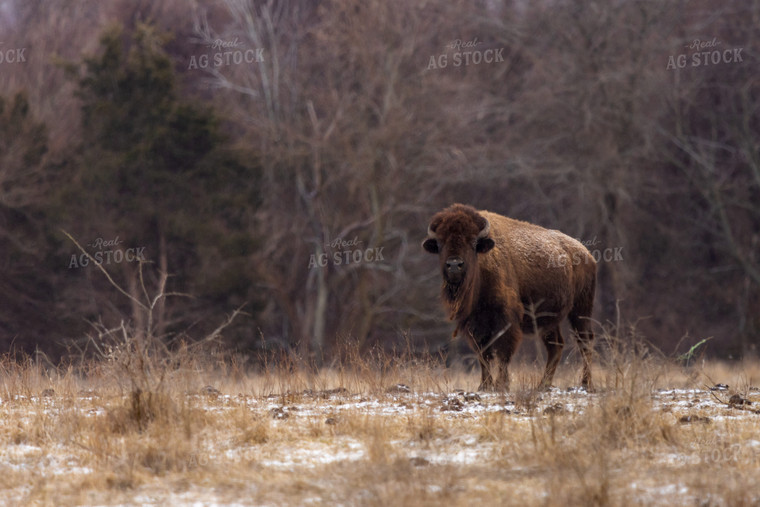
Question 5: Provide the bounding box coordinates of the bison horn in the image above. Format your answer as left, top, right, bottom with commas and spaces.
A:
477, 217, 490, 239
427, 223, 437, 239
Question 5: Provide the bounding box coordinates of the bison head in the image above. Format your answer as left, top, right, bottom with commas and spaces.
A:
422, 204, 495, 320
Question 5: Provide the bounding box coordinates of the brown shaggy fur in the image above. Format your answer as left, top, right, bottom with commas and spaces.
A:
423, 203, 596, 391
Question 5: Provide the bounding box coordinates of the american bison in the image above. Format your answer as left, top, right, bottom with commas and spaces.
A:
423, 203, 596, 391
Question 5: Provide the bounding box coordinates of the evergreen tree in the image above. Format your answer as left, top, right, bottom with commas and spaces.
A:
0, 92, 60, 354
58, 24, 261, 345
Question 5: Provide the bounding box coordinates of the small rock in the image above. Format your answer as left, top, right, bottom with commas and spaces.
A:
269, 407, 290, 420
200, 385, 221, 396
728, 394, 751, 408
304, 388, 349, 398
543, 403, 566, 415
441, 396, 464, 412
325, 417, 338, 425
409, 456, 430, 467
40, 389, 55, 398
710, 384, 729, 391
459, 391, 481, 402
386, 384, 412, 394
323, 387, 349, 397
678, 415, 711, 424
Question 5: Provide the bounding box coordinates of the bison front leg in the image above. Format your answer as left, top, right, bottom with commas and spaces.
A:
477, 352, 494, 391
478, 326, 521, 392
491, 357, 510, 391
477, 352, 511, 391
477, 350, 505, 392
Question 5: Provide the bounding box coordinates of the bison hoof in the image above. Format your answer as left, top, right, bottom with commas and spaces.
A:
477, 383, 509, 393
538, 382, 555, 392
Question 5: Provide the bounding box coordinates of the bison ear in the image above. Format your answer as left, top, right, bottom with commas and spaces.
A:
422, 238, 439, 254
476, 237, 495, 253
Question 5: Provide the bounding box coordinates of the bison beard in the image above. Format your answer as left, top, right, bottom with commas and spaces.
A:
423, 203, 596, 391
443, 266, 479, 323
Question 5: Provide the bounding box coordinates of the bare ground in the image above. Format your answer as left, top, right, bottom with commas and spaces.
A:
1, 354, 760, 506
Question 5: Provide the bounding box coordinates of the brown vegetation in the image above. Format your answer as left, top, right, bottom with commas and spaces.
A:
1, 332, 760, 506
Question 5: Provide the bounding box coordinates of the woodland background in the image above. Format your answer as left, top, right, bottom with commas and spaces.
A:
0, 0, 758, 364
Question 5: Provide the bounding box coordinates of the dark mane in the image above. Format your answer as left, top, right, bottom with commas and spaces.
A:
431, 205, 485, 322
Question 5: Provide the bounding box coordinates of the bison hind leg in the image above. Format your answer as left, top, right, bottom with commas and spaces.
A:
539, 326, 564, 390
569, 313, 594, 390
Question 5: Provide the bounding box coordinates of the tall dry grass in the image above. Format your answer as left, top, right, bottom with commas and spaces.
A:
1, 319, 759, 505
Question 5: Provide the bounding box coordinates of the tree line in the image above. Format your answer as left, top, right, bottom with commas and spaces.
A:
0, 0, 757, 363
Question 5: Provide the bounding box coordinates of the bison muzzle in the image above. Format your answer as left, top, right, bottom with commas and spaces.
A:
423, 203, 596, 391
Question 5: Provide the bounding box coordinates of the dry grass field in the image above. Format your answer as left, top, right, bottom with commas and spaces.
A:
1, 333, 760, 506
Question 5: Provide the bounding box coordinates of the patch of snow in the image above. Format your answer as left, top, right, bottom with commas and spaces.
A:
255, 440, 365, 469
